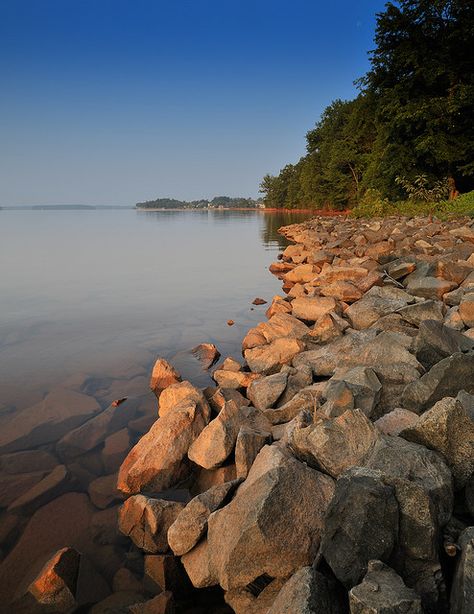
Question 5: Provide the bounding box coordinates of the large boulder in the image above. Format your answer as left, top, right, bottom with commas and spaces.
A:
244, 338, 305, 375
320, 467, 399, 588
349, 560, 422, 614
267, 567, 344, 614
327, 367, 382, 418
118, 494, 184, 553
207, 445, 335, 590
397, 300, 445, 327
167, 480, 240, 556
346, 286, 414, 330
450, 527, 474, 614
401, 352, 474, 412
291, 296, 337, 322
117, 396, 209, 495
289, 409, 379, 478
158, 381, 210, 420
414, 320, 474, 369
247, 371, 288, 410
401, 396, 474, 489
0, 389, 101, 454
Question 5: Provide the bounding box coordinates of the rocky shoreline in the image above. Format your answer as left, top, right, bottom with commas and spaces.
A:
1, 214, 474, 613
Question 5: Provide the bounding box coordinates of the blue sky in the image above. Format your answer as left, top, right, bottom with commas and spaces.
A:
0, 0, 387, 205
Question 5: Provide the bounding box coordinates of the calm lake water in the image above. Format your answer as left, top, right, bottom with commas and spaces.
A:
0, 209, 312, 412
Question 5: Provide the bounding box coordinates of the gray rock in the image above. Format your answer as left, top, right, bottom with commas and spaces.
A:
320, 467, 399, 588
397, 300, 445, 326
207, 445, 335, 590
450, 527, 474, 614
346, 286, 414, 330
235, 426, 271, 478
401, 352, 474, 413
247, 371, 288, 410
268, 567, 344, 614
401, 396, 474, 489
167, 480, 240, 556
329, 367, 382, 418
349, 560, 422, 614
276, 364, 313, 407
414, 320, 474, 369
289, 409, 379, 478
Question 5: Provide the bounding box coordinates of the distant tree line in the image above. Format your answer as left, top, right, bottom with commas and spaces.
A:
260, 0, 474, 210
136, 196, 260, 209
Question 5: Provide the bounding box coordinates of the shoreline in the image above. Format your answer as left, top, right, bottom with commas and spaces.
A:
1, 214, 474, 612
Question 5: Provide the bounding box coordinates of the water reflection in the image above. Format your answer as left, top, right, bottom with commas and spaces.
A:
0, 209, 313, 411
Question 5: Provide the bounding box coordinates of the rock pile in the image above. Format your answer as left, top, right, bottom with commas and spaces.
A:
2, 214, 474, 613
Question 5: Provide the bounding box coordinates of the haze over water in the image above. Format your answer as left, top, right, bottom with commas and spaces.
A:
0, 208, 311, 412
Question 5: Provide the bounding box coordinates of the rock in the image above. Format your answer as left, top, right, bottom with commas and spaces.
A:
102, 428, 131, 474
247, 371, 288, 410
320, 281, 363, 302
213, 369, 260, 389
0, 470, 50, 508
309, 312, 344, 344
397, 299, 445, 326
207, 445, 335, 590
192, 464, 237, 495
261, 313, 311, 342
267, 567, 342, 614
0, 449, 58, 474
0, 388, 101, 454
129, 592, 174, 614
91, 506, 122, 546
366, 436, 453, 562
112, 568, 143, 594
291, 296, 338, 321
402, 352, 474, 412
318, 265, 369, 284
225, 579, 286, 614
150, 359, 181, 399
401, 396, 474, 489
414, 320, 474, 368
385, 260, 417, 280
252, 297, 267, 305
117, 395, 208, 495
168, 480, 240, 556
284, 263, 317, 283
188, 400, 244, 470
276, 364, 313, 406
221, 357, 242, 371
346, 286, 413, 330
264, 383, 326, 425
320, 381, 354, 417
90, 592, 146, 613
349, 560, 422, 614
158, 381, 210, 420
207, 387, 249, 414
450, 527, 474, 614
0, 493, 121, 604
293, 330, 378, 377
320, 467, 399, 588
460, 294, 474, 327
56, 397, 141, 461
328, 367, 382, 418
374, 408, 419, 436
181, 539, 217, 588
406, 276, 457, 300
11, 547, 110, 613
445, 305, 466, 330
88, 473, 122, 509
191, 343, 220, 370
265, 295, 292, 319
8, 464, 71, 513
235, 426, 271, 478
244, 338, 305, 375
289, 409, 379, 478
144, 553, 188, 595
118, 494, 184, 553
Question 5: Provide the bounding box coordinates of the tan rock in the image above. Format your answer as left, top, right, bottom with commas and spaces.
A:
244, 338, 305, 375
181, 539, 217, 588
375, 408, 419, 436
102, 428, 131, 474
117, 396, 208, 495
291, 296, 337, 322
191, 343, 220, 369
320, 281, 363, 302
459, 294, 474, 327
283, 263, 317, 284
158, 381, 210, 420
118, 494, 184, 553
88, 473, 122, 509
289, 409, 379, 478
247, 371, 288, 410
150, 359, 181, 399
213, 369, 260, 389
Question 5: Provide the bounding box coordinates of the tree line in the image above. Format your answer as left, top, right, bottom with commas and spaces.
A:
260, 0, 474, 210
136, 196, 260, 209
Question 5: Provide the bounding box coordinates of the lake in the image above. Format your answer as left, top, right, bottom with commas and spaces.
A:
0, 209, 312, 412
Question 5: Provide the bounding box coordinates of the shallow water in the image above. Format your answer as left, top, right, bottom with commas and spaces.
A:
0, 209, 312, 411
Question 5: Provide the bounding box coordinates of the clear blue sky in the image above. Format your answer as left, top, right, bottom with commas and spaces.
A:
0, 0, 387, 205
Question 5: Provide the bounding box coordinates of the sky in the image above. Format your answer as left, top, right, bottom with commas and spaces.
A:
0, 0, 388, 205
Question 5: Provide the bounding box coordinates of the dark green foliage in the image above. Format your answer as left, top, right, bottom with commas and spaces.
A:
136, 196, 259, 209
260, 0, 474, 210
